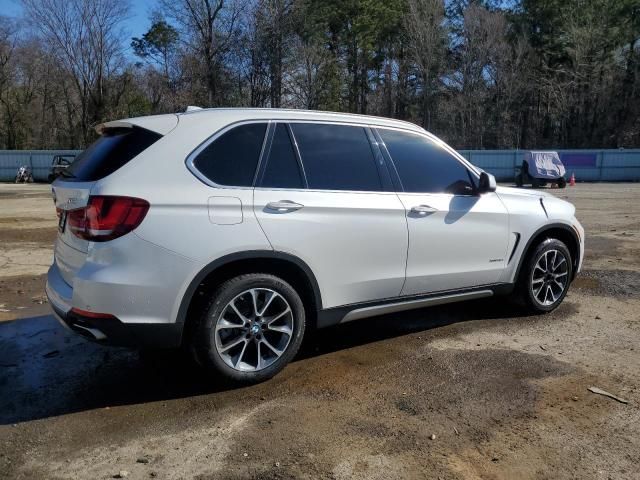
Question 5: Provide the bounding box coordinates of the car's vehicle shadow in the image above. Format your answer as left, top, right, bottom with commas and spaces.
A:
0, 299, 533, 424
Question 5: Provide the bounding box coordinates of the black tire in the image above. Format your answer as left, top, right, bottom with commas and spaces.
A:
514, 173, 523, 187
557, 177, 567, 189
192, 273, 306, 384
514, 238, 573, 313
531, 177, 541, 188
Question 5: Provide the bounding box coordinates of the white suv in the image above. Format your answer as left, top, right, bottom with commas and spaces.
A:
46, 108, 584, 383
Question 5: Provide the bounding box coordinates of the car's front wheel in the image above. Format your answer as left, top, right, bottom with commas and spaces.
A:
514, 172, 523, 187
193, 273, 306, 384
516, 238, 573, 313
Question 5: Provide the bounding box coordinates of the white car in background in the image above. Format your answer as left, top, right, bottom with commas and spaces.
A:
46, 108, 584, 383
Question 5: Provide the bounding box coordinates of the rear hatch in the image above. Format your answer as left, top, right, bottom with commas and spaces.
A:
53, 125, 164, 286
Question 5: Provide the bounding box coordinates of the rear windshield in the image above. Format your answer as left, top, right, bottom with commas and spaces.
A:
64, 126, 161, 181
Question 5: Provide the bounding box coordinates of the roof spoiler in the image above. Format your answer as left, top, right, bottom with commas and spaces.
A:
95, 114, 179, 136
95, 121, 133, 135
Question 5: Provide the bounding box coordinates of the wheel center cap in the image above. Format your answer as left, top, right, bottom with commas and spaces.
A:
250, 324, 260, 335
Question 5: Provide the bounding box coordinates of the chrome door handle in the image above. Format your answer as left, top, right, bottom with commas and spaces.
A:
410, 204, 438, 214
266, 200, 304, 212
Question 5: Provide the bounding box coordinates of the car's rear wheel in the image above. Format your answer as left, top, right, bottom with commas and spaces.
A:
193, 273, 306, 384
516, 238, 573, 313
557, 177, 567, 188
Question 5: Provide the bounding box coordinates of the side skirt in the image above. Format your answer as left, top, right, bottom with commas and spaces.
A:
316, 283, 514, 328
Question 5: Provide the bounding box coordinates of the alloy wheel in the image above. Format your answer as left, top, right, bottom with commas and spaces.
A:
530, 249, 569, 306
214, 288, 294, 372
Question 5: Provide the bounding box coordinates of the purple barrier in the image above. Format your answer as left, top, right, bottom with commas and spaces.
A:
560, 153, 597, 167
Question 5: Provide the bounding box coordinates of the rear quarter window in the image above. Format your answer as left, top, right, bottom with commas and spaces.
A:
66, 127, 161, 182
192, 123, 267, 187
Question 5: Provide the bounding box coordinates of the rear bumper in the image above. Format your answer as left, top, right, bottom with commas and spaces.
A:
46, 264, 183, 348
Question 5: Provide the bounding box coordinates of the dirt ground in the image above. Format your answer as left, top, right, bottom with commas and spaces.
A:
0, 182, 639, 480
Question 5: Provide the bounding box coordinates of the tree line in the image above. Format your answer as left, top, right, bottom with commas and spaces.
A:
0, 0, 638, 151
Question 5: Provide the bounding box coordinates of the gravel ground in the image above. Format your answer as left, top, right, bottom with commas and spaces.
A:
0, 182, 639, 480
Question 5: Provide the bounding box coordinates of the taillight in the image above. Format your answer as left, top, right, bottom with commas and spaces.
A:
67, 196, 149, 242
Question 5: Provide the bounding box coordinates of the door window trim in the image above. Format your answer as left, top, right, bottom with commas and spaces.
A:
255, 122, 309, 190
286, 123, 309, 188
185, 119, 271, 189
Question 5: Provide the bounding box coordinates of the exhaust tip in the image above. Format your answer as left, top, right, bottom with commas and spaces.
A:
71, 323, 107, 341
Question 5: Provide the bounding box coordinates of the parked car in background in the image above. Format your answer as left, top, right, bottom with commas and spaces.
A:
48, 154, 76, 182
515, 151, 567, 188
46, 108, 584, 384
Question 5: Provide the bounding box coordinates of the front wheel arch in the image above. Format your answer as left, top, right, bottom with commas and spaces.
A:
514, 224, 580, 284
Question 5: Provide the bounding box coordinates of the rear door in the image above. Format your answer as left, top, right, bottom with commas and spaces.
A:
52, 126, 162, 285
376, 128, 509, 295
253, 122, 408, 309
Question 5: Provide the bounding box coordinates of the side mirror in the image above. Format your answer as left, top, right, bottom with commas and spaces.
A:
478, 171, 496, 193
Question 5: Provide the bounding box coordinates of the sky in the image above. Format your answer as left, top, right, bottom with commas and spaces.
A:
3, 0, 158, 57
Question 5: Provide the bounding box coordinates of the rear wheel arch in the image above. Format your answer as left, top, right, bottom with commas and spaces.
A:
514, 223, 580, 283
177, 251, 322, 341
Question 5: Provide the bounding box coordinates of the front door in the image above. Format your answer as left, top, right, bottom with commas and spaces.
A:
376, 128, 509, 295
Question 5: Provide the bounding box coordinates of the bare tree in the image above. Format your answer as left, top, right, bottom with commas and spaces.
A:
0, 17, 20, 148
159, 0, 242, 106
404, 0, 446, 130
21, 0, 129, 145
286, 35, 333, 109
239, 7, 271, 107
492, 32, 531, 148
132, 15, 181, 111
0, 0, 637, 151
254, 0, 294, 107
443, 4, 512, 148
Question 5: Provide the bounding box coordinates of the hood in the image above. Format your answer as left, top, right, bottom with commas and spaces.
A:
496, 185, 556, 199
496, 186, 575, 218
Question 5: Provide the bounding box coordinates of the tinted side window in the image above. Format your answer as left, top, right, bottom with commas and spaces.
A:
193, 123, 267, 186
261, 124, 304, 189
66, 127, 161, 182
379, 129, 475, 194
291, 123, 382, 191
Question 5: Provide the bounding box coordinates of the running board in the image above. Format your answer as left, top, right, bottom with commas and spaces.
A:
339, 290, 494, 323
